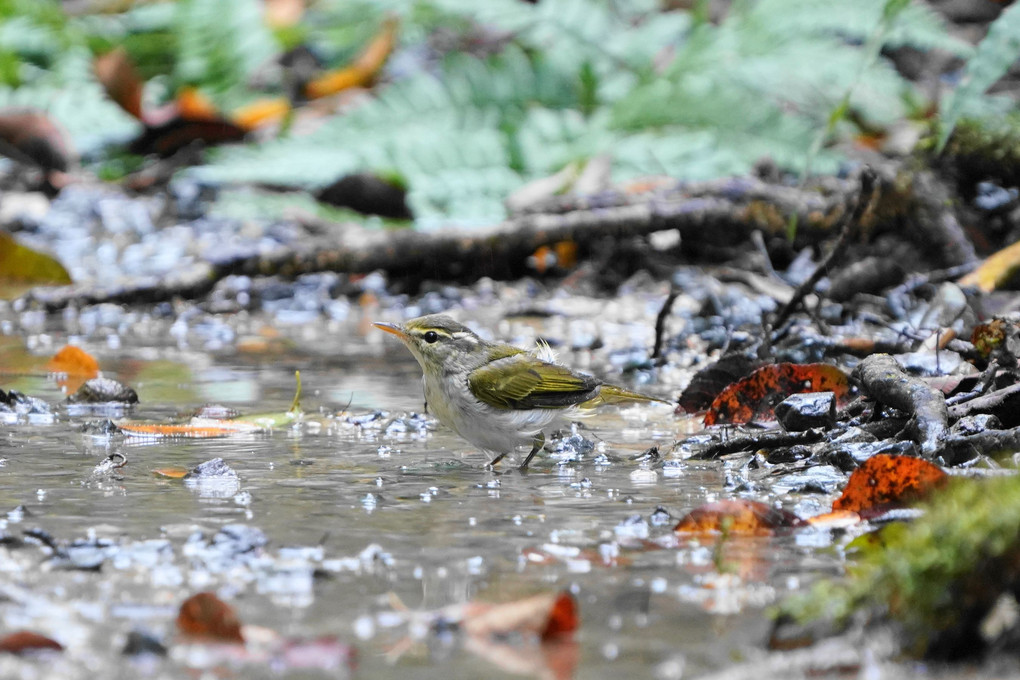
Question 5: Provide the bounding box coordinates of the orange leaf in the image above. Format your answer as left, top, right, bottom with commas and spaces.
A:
47, 345, 99, 378
177, 592, 245, 643
703, 363, 850, 426
805, 509, 862, 529
94, 48, 144, 120
674, 499, 803, 536
231, 97, 291, 131
47, 344, 100, 393
0, 631, 62, 654
119, 418, 261, 438
176, 87, 221, 121
958, 239, 1020, 293
459, 591, 579, 641
305, 17, 398, 99
832, 453, 947, 513
153, 466, 189, 479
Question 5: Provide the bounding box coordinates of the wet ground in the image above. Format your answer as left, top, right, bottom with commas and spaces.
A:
0, 289, 864, 680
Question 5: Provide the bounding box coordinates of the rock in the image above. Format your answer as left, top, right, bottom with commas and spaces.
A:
775, 392, 836, 431
68, 378, 139, 404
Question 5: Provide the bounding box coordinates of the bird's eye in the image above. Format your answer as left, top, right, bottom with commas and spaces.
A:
423, 331, 439, 344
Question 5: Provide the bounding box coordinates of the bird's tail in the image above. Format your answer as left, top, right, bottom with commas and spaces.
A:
581, 384, 672, 408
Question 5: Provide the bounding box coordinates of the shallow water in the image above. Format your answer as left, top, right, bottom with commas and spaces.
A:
0, 306, 847, 679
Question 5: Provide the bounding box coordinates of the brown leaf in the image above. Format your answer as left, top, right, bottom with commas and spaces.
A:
459, 591, 579, 641
0, 109, 73, 172
703, 363, 851, 426
129, 118, 247, 157
0, 631, 62, 654
177, 592, 245, 643
674, 499, 803, 536
832, 453, 948, 514
94, 48, 145, 120
305, 17, 398, 99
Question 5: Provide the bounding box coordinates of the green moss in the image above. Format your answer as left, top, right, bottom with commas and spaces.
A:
778, 476, 1020, 658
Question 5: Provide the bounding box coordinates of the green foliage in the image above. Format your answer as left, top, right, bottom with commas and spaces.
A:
173, 0, 277, 108
937, 2, 1020, 152
779, 476, 1020, 656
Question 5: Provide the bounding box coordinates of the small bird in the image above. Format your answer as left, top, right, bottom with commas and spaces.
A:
374, 314, 667, 469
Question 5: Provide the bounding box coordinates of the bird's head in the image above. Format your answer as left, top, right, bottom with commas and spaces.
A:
373, 314, 487, 375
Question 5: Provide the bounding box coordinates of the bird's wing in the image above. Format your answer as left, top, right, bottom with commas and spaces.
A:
468, 354, 601, 410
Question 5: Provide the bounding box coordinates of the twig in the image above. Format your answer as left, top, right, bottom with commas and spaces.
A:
651, 287, 680, 361
771, 168, 878, 332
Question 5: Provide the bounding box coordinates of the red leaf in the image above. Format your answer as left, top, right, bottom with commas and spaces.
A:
703, 363, 851, 425
177, 592, 245, 643
674, 499, 803, 536
0, 631, 62, 654
832, 454, 948, 514
540, 592, 578, 641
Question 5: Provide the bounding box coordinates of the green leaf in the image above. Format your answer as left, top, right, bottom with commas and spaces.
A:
938, 2, 1020, 152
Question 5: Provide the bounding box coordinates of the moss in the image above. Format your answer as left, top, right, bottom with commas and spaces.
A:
777, 476, 1020, 658
928, 116, 1020, 194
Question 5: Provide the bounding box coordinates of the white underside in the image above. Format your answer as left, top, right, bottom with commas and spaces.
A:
423, 372, 575, 454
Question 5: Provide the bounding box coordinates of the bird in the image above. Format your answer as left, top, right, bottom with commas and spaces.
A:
373, 314, 668, 469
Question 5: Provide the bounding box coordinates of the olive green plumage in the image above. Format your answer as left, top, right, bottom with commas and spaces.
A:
374, 313, 667, 468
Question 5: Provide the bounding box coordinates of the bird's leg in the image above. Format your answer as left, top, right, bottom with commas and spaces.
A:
486, 451, 509, 468
518, 432, 545, 470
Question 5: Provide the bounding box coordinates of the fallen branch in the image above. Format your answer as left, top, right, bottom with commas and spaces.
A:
852, 354, 948, 458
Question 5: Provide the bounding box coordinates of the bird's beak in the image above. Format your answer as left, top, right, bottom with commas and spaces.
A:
372, 321, 408, 340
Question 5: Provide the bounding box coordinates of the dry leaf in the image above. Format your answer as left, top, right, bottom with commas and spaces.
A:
305, 17, 398, 99
458, 591, 578, 641
0, 109, 74, 172
94, 48, 144, 120
231, 97, 291, 131
153, 466, 190, 479
119, 418, 262, 438
832, 453, 947, 514
0, 231, 72, 287
0, 631, 62, 654
703, 363, 851, 426
959, 239, 1020, 292
674, 499, 803, 536
177, 592, 245, 643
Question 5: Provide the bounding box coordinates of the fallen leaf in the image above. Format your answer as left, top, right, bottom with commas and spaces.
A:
674, 499, 804, 536
0, 631, 62, 654
0, 231, 72, 287
315, 173, 413, 219
305, 17, 398, 99
119, 418, 262, 438
153, 466, 189, 479
805, 510, 862, 529
832, 454, 948, 513
231, 97, 291, 131
703, 363, 851, 426
0, 109, 73, 172
971, 318, 1014, 359
94, 48, 144, 120
457, 591, 578, 641
177, 592, 245, 643
959, 239, 1020, 292
46, 345, 99, 392
677, 353, 765, 414
130, 118, 247, 158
